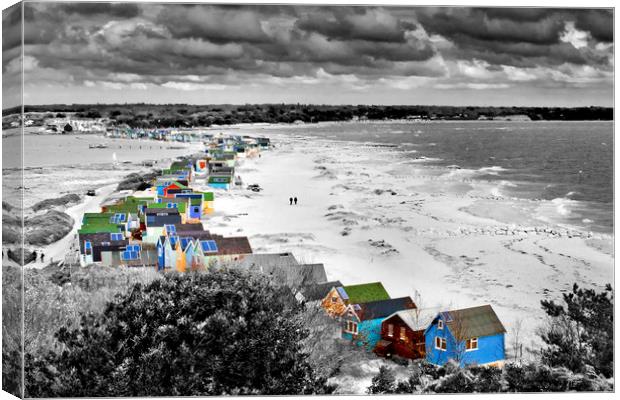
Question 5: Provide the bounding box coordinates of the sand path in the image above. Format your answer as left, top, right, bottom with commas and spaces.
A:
27, 183, 119, 268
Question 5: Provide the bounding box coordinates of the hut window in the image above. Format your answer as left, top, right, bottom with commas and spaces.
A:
435, 337, 447, 351
331, 296, 337, 303
400, 327, 406, 341
387, 324, 394, 337
346, 321, 358, 334
84, 241, 92, 255
438, 320, 444, 330
466, 337, 479, 351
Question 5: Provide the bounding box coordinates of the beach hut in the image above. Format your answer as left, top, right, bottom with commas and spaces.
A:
193, 236, 253, 269
257, 137, 270, 149
195, 159, 208, 174
164, 235, 179, 269
163, 181, 191, 198
424, 305, 506, 368
202, 192, 214, 214
297, 280, 342, 304
174, 193, 204, 220
208, 176, 232, 190
156, 236, 166, 271
321, 282, 390, 317
341, 297, 417, 350
143, 208, 182, 243
77, 230, 127, 266
374, 307, 440, 360
100, 244, 157, 267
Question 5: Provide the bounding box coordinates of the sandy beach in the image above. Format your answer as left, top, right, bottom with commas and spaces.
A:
191, 129, 613, 360
13, 125, 613, 360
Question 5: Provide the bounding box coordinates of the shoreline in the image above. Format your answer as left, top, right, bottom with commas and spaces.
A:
14, 127, 613, 362
195, 130, 613, 360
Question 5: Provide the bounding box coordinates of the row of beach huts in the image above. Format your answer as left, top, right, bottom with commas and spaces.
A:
76, 131, 507, 369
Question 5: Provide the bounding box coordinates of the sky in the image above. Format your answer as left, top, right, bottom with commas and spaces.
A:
1, 2, 614, 108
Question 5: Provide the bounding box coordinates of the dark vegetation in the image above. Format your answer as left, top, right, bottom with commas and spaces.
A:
23, 270, 335, 397
2, 265, 23, 398
4, 263, 612, 396
32, 194, 81, 213
25, 210, 74, 246
116, 170, 160, 191
3, 103, 613, 129
367, 283, 613, 393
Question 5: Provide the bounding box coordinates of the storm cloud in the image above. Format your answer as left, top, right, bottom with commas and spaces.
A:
2, 3, 613, 107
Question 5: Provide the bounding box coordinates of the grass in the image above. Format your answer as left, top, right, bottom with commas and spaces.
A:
23, 263, 161, 356
2, 264, 23, 397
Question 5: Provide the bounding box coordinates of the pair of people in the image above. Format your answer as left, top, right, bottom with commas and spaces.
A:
32, 250, 45, 263
289, 197, 298, 205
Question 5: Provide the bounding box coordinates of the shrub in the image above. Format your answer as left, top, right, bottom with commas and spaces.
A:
367, 366, 396, 394
25, 270, 331, 397
540, 283, 613, 378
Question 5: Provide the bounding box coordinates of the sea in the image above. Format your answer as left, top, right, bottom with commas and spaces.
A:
259, 120, 613, 234
3, 121, 613, 234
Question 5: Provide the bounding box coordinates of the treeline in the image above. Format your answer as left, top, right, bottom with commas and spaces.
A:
4, 104, 613, 128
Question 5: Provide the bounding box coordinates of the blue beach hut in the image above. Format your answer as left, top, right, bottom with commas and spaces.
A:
424, 305, 506, 368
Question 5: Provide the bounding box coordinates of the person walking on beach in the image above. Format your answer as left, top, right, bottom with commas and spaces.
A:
289, 197, 293, 205
40, 253, 45, 263
33, 250, 38, 262
294, 197, 298, 205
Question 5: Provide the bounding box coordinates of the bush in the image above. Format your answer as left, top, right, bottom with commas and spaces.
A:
367, 366, 396, 394
540, 283, 613, 378
25, 270, 331, 397
504, 363, 610, 392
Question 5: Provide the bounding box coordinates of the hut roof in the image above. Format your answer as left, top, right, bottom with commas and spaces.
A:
440, 305, 506, 340
354, 297, 417, 321
300, 280, 343, 302
388, 307, 442, 332
342, 282, 390, 304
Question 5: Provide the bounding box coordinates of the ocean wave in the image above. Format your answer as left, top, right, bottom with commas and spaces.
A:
490, 187, 503, 197
498, 180, 517, 187
478, 166, 507, 175
407, 156, 443, 163
551, 197, 577, 216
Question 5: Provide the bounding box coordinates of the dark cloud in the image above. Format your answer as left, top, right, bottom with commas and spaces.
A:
10, 3, 613, 101
416, 7, 613, 68
295, 7, 416, 43
2, 3, 22, 51
475, 8, 556, 22
156, 5, 270, 43
573, 9, 613, 42
60, 3, 140, 18
416, 8, 566, 45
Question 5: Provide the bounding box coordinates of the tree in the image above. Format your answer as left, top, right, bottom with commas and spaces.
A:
25, 271, 332, 397
63, 123, 73, 133
367, 366, 396, 394
539, 283, 613, 378
511, 317, 524, 363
